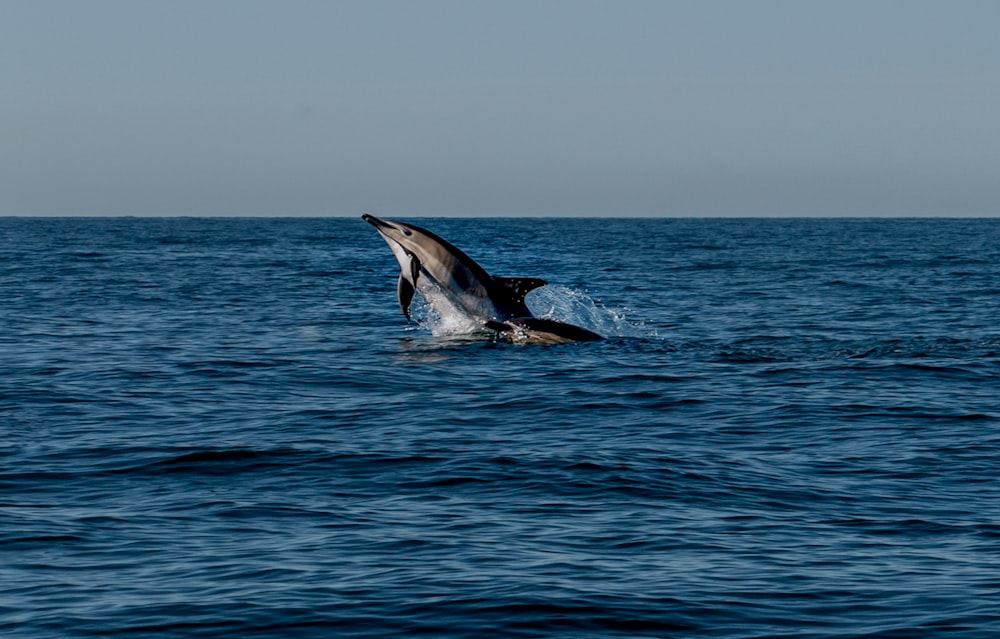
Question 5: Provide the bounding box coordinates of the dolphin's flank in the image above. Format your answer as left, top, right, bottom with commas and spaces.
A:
362, 214, 602, 344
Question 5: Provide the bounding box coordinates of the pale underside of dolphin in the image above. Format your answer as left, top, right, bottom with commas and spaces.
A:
362, 214, 602, 344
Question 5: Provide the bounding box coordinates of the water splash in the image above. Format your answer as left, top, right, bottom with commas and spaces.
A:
409, 284, 652, 340
410, 292, 483, 337
527, 285, 654, 339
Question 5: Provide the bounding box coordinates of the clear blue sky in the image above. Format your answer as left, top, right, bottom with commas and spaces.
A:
3, 0, 999, 216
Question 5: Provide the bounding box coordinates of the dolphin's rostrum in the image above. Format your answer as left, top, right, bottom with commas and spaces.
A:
362, 214, 602, 343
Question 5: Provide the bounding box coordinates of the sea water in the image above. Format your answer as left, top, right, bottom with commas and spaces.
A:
2, 217, 999, 638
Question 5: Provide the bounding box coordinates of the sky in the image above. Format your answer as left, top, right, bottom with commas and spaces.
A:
2, 0, 999, 217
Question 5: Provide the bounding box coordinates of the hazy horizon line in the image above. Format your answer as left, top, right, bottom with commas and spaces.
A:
4, 213, 999, 220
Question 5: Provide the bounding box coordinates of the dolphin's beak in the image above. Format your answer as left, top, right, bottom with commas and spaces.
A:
362, 214, 391, 238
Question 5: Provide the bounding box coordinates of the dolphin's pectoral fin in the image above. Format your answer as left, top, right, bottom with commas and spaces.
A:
396, 251, 421, 320
494, 277, 547, 305
397, 274, 415, 320
408, 251, 421, 285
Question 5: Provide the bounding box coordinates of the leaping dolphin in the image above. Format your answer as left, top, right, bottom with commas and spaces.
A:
362, 214, 602, 344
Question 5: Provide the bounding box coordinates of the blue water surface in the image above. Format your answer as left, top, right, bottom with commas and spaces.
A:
2, 217, 999, 638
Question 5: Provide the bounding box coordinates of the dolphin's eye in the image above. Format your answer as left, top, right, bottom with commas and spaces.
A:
401, 228, 412, 236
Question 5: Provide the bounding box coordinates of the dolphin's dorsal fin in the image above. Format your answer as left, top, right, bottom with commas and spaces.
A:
494, 277, 547, 305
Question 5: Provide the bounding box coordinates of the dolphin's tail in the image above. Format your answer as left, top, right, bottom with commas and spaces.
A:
486, 318, 603, 344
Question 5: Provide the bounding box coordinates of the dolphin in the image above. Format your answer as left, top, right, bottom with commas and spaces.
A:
362, 214, 602, 343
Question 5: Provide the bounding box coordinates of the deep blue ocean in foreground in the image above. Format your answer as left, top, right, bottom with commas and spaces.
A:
3, 217, 1000, 638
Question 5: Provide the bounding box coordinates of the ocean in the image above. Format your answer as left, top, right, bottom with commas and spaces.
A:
2, 216, 999, 638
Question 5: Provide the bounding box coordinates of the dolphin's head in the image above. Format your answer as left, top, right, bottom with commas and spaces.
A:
362, 214, 471, 271
362, 214, 420, 247
362, 214, 440, 269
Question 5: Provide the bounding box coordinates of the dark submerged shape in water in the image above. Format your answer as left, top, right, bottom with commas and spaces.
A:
362, 214, 602, 343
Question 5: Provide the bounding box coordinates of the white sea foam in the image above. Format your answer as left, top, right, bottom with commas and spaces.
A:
411, 292, 483, 337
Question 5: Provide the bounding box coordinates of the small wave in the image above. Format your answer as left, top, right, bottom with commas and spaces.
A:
682, 335, 1000, 366
112, 448, 306, 477
3, 534, 87, 548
